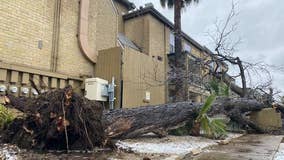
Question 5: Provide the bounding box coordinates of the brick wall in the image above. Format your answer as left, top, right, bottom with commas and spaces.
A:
0, 0, 55, 70
56, 0, 94, 76
0, 0, 118, 77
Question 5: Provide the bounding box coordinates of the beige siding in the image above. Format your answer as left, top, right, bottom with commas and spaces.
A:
95, 47, 122, 108
122, 47, 166, 108
124, 16, 151, 54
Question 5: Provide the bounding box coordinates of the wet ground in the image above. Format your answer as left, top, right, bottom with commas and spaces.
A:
0, 143, 172, 160
184, 134, 284, 160
1, 134, 283, 160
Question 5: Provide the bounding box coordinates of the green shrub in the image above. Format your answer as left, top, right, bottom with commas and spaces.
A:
0, 104, 15, 128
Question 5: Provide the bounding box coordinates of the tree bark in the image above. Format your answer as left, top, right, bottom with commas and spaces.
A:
103, 97, 266, 140
173, 0, 187, 102
2, 93, 268, 148
236, 57, 247, 97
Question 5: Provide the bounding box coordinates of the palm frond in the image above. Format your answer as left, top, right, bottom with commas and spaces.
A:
222, 84, 230, 97
210, 118, 227, 136
160, 0, 200, 8
200, 115, 211, 136
197, 94, 216, 120
160, 0, 174, 8
183, 0, 200, 6
194, 95, 227, 139
209, 80, 220, 95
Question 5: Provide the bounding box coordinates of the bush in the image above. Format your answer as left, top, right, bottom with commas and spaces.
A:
0, 104, 15, 128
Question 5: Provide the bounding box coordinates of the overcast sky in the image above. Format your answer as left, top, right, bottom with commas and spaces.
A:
131, 0, 284, 97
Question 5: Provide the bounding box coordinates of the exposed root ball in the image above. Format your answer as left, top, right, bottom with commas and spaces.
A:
1, 86, 105, 151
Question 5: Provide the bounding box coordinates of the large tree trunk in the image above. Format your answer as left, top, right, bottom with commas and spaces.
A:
173, 0, 188, 102
103, 97, 267, 140
1, 89, 268, 150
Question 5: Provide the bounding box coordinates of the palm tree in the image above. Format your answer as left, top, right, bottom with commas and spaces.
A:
160, 0, 199, 102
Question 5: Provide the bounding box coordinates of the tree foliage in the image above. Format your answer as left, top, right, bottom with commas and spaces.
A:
0, 104, 15, 129
160, 0, 199, 8
209, 79, 230, 97
196, 94, 227, 138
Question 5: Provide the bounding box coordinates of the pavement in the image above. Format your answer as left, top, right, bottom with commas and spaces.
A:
0, 134, 283, 160
185, 134, 284, 160
116, 133, 243, 156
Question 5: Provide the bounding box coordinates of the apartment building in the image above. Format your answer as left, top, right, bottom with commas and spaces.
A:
0, 0, 223, 108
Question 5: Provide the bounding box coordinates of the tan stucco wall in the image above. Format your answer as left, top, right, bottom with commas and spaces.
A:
122, 47, 166, 108
124, 16, 146, 52
148, 15, 168, 57
250, 108, 282, 131
113, 1, 129, 33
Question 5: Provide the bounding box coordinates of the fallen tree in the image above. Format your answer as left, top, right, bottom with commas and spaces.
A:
104, 97, 267, 140
0, 86, 270, 151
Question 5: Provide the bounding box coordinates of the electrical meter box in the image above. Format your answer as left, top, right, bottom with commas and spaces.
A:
85, 78, 108, 101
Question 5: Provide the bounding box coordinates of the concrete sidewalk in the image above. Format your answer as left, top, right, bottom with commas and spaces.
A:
186, 134, 283, 160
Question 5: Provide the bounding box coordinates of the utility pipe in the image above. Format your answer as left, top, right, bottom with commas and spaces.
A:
78, 0, 97, 63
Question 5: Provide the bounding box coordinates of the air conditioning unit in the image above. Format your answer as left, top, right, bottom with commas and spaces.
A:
85, 78, 108, 101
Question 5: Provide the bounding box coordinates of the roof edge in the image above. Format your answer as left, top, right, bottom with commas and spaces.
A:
123, 6, 204, 51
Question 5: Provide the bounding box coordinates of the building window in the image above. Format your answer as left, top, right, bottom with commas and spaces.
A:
169, 32, 175, 53
183, 43, 191, 53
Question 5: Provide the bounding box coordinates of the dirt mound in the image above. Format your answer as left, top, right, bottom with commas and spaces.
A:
0, 86, 105, 151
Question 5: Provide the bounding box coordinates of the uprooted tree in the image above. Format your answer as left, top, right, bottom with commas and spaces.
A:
1, 1, 283, 152
0, 85, 273, 151
201, 1, 284, 105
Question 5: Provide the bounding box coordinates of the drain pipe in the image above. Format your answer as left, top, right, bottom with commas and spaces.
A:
50, 0, 61, 72
78, 0, 97, 63
110, 0, 119, 45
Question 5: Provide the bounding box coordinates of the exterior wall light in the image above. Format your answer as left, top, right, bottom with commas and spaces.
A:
0, 85, 7, 92
21, 87, 29, 94
10, 86, 18, 93
31, 88, 38, 95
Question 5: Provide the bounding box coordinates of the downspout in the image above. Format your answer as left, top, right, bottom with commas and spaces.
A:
78, 0, 97, 63
110, 0, 119, 45
50, 0, 61, 72
164, 25, 168, 103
